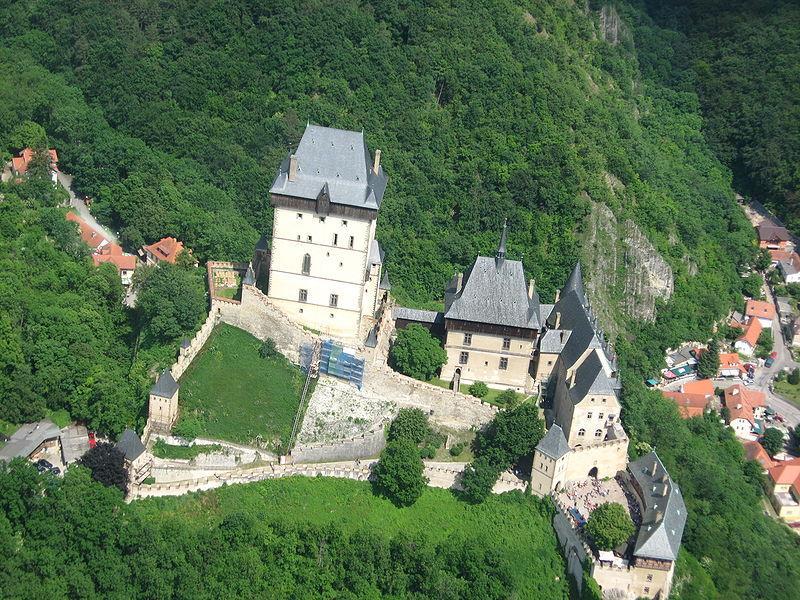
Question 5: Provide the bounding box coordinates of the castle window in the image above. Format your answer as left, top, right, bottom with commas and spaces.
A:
349, 235, 355, 248
297, 213, 303, 219
502, 337, 511, 350
329, 294, 338, 308
459, 351, 469, 365
602, 398, 607, 403
463, 333, 472, 346
594, 429, 602, 437
301, 254, 311, 275
587, 412, 592, 419
342, 220, 348, 226
577, 429, 585, 437
608, 414, 615, 422
644, 588, 650, 595
333, 233, 338, 246
499, 357, 508, 370
646, 575, 653, 582
298, 289, 308, 302
598, 413, 604, 420
319, 216, 326, 223
307, 235, 313, 242
547, 360, 553, 366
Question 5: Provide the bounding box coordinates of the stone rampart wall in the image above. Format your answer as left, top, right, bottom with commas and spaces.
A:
171, 310, 220, 380
552, 498, 592, 596
291, 427, 387, 463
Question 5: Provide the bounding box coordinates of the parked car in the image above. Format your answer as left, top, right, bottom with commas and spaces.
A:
765, 357, 775, 367
88, 431, 96, 449
50, 467, 61, 476
36, 459, 53, 470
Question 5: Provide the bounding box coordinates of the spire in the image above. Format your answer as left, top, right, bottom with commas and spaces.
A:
495, 219, 508, 268
562, 261, 586, 303
243, 262, 255, 286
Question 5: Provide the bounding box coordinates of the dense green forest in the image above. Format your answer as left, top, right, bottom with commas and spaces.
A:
0, 0, 798, 598
642, 0, 800, 230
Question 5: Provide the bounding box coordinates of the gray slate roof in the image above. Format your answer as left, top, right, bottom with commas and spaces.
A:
180, 337, 191, 350
243, 263, 255, 285
379, 271, 391, 291
270, 124, 388, 210
562, 262, 586, 302
536, 424, 570, 460
0, 420, 61, 462
115, 428, 145, 461
539, 329, 571, 354
369, 239, 384, 266
151, 369, 178, 398
445, 256, 540, 329
628, 451, 686, 562
568, 350, 617, 404
394, 307, 443, 325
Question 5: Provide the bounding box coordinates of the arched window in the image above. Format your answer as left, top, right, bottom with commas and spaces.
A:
301, 253, 311, 275
577, 428, 585, 437
594, 429, 602, 437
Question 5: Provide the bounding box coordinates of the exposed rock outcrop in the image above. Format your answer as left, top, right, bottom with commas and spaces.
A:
621, 219, 674, 321
598, 5, 625, 46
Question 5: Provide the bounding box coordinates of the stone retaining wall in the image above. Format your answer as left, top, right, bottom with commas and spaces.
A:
171, 309, 220, 380
291, 426, 387, 463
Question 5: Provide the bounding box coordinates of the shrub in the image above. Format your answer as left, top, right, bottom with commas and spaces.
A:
478, 403, 545, 468
373, 440, 428, 507
496, 389, 519, 407
585, 502, 635, 551
460, 456, 501, 503
78, 442, 128, 494
789, 368, 800, 385
469, 381, 489, 398
388, 408, 430, 445
449, 443, 465, 457
761, 428, 785, 457
259, 338, 278, 359
389, 324, 447, 381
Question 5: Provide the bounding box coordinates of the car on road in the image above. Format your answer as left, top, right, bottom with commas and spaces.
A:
88, 431, 96, 449
36, 459, 53, 470
765, 356, 775, 367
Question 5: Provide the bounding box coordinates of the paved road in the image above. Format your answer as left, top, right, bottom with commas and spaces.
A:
58, 171, 118, 243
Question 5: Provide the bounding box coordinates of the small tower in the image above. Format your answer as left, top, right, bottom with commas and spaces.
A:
148, 370, 179, 430
495, 219, 508, 269
530, 424, 570, 496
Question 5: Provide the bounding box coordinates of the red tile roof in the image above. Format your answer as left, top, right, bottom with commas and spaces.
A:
737, 317, 763, 348
742, 440, 774, 469
769, 249, 793, 263
768, 457, 800, 486
724, 384, 766, 426
143, 237, 184, 264
718, 352, 744, 373
66, 212, 107, 249
682, 379, 715, 396
745, 299, 776, 321
663, 391, 710, 419
11, 147, 59, 175
92, 243, 137, 271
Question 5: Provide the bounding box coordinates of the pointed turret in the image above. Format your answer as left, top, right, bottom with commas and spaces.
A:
495, 219, 508, 269
561, 262, 586, 303
243, 262, 255, 286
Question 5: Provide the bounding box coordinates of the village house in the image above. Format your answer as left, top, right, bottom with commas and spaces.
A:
776, 296, 796, 324
65, 212, 138, 284
766, 457, 800, 523
723, 384, 766, 439
662, 390, 711, 419
11, 147, 59, 183
718, 352, 746, 378
745, 299, 775, 329
742, 440, 774, 470
777, 252, 800, 283
115, 429, 151, 484
757, 222, 793, 251
791, 318, 800, 348
734, 317, 762, 357
264, 124, 388, 341
142, 236, 186, 265
0, 420, 61, 463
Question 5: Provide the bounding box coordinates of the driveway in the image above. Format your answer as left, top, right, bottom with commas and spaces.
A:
58, 171, 118, 244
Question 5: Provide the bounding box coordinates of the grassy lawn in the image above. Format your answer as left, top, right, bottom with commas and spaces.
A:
152, 439, 223, 460
45, 408, 71, 428
175, 324, 306, 451
774, 380, 800, 409
430, 377, 521, 406
134, 477, 568, 599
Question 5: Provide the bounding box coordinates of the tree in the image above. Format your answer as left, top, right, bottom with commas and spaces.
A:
460, 456, 501, 504
259, 338, 278, 359
741, 273, 764, 299
134, 264, 206, 343
697, 340, 720, 379
761, 428, 784, 457
389, 325, 447, 381
373, 440, 427, 507
387, 408, 431, 445
468, 381, 489, 398
585, 502, 635, 551
788, 368, 799, 385
78, 442, 129, 494
755, 329, 773, 360
496, 389, 520, 408
479, 403, 545, 467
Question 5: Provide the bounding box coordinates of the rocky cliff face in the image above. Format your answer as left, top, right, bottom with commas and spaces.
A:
580, 197, 674, 336
598, 4, 625, 46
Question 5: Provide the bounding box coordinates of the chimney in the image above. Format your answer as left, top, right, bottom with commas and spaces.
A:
288, 154, 298, 181
373, 149, 382, 174
652, 459, 658, 476
456, 272, 463, 293
655, 510, 664, 523
569, 370, 577, 386
555, 311, 561, 329
555, 289, 561, 302
560, 330, 565, 343
528, 278, 535, 299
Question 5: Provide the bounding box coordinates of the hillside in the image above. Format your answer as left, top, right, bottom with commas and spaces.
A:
643, 0, 800, 231
0, 1, 798, 599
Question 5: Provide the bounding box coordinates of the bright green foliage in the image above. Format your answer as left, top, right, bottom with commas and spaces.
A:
741, 273, 764, 299
755, 329, 773, 359
479, 403, 545, 468
697, 339, 720, 379
152, 439, 223, 460
761, 428, 784, 457
176, 324, 305, 451
390, 324, 447, 381
373, 440, 428, 507
387, 408, 431, 444
496, 389, 520, 408
468, 381, 489, 398
134, 263, 206, 344
585, 502, 635, 551
449, 442, 465, 457
460, 455, 502, 504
